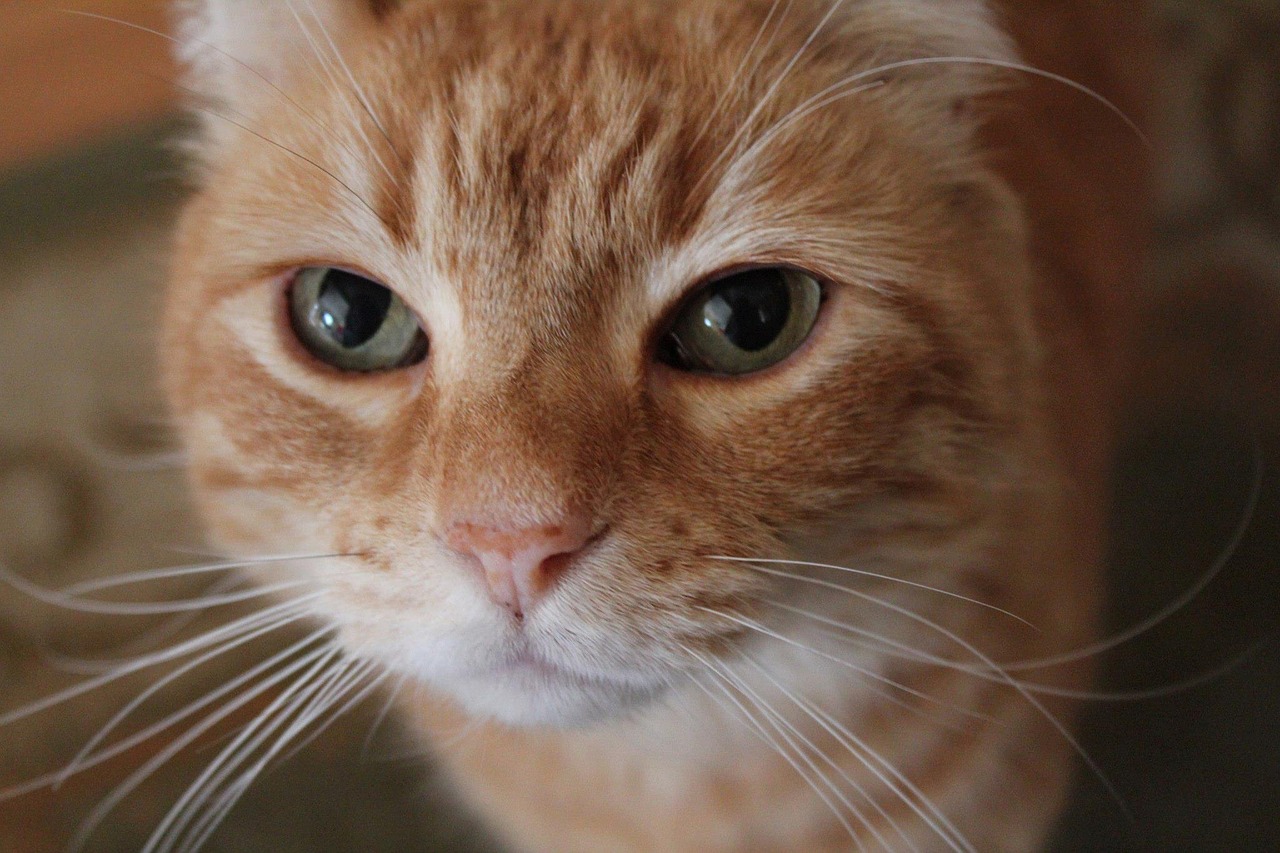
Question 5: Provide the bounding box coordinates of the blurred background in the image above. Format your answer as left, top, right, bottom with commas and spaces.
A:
0, 0, 1276, 850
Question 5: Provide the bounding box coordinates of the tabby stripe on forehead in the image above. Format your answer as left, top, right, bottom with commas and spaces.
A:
376, 120, 421, 249
369, 0, 399, 21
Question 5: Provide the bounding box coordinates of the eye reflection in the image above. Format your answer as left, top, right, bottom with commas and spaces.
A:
659, 268, 823, 376
287, 267, 428, 372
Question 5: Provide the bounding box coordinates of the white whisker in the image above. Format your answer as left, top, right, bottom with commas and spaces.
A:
43, 577, 246, 676
68, 640, 338, 852
722, 656, 893, 850
712, 555, 1038, 629
190, 102, 387, 220
55, 607, 313, 788
743, 565, 1132, 818
174, 661, 380, 853
0, 562, 310, 616
742, 655, 961, 853
62, 553, 351, 597
688, 0, 795, 151
0, 595, 322, 727
690, 0, 848, 201
782, 670, 973, 853
276, 663, 387, 771
687, 649, 867, 849
998, 454, 1263, 673
775, 600, 1264, 702
284, 0, 399, 190
57, 7, 377, 176
698, 606, 991, 722
0, 627, 331, 803
299, 0, 402, 170
362, 670, 411, 760
142, 646, 346, 853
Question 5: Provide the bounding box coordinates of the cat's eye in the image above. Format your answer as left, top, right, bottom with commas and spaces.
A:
287, 267, 429, 372
658, 268, 823, 376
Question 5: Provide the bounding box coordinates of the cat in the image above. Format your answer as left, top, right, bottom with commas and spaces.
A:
157, 0, 1150, 850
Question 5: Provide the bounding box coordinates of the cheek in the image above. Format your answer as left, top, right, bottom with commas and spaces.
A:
640, 373, 913, 531
639, 298, 937, 526
197, 488, 313, 554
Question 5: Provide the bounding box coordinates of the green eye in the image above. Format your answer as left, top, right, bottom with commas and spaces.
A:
658, 268, 823, 376
288, 267, 428, 372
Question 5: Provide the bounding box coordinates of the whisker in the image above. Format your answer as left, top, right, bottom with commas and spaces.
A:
190, 102, 387, 222
71, 441, 187, 473
999, 451, 1264, 673
159, 658, 352, 853
43, 577, 247, 676
63, 553, 353, 597
276, 662, 387, 770
775, 600, 1268, 702
362, 670, 410, 760
682, 648, 865, 849
140, 646, 346, 853
182, 661, 384, 853
687, 0, 795, 151
67, 639, 338, 852
173, 661, 381, 853
711, 555, 1038, 629
697, 606, 991, 722
295, 0, 403, 174
741, 565, 1133, 819
0, 627, 332, 803
0, 562, 311, 616
799, 683, 975, 853
0, 595, 321, 727
711, 52, 1153, 212
55, 607, 314, 788
720, 80, 885, 189
282, 0, 393, 184
742, 655, 970, 853
718, 655, 893, 851
690, 0, 848, 202
57, 7, 375, 171
751, 55, 1150, 178
767, 601, 937, 661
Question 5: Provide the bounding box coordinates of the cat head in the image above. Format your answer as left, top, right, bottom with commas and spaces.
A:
165, 0, 1035, 726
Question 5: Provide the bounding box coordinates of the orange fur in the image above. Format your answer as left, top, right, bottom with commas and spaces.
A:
164, 1, 1150, 849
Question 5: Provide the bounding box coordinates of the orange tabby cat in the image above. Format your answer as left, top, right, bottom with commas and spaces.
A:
163, 0, 1149, 850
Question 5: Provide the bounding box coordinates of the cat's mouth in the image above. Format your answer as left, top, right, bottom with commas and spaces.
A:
490, 646, 583, 682
440, 638, 669, 727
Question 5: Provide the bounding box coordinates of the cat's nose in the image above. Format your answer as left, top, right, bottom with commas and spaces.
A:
445, 516, 595, 618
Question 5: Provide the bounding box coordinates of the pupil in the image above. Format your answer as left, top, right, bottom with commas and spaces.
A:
704, 270, 791, 352
313, 270, 392, 348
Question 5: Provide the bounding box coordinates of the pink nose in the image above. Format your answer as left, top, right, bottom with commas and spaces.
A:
446, 516, 595, 618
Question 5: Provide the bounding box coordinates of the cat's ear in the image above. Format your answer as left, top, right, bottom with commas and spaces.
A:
842, 0, 1016, 133
174, 0, 392, 144
850, 0, 1016, 96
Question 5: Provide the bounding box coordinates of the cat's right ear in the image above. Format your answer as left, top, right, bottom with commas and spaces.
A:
173, 0, 392, 150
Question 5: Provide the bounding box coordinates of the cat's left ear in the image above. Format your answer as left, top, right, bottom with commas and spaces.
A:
173, 0, 394, 146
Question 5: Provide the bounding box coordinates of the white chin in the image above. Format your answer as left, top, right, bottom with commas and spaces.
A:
449, 666, 662, 728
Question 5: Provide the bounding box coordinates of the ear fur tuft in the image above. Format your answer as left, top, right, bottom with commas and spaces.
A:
173, 0, 384, 148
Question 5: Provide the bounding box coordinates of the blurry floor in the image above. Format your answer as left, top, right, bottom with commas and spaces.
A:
0, 2, 1278, 851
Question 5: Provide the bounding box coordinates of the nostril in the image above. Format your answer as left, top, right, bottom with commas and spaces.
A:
444, 516, 597, 615
537, 548, 578, 584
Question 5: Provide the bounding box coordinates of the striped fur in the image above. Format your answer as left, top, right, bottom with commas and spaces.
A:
165, 1, 1149, 849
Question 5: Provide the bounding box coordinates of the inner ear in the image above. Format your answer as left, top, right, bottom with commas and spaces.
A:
175, 0, 389, 132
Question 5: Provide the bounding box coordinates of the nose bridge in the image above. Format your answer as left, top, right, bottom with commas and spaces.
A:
432, 353, 619, 530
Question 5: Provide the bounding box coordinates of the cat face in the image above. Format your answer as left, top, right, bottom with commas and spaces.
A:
165, 0, 1034, 726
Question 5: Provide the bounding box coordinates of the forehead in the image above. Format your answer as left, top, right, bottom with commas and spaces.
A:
354, 0, 882, 306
